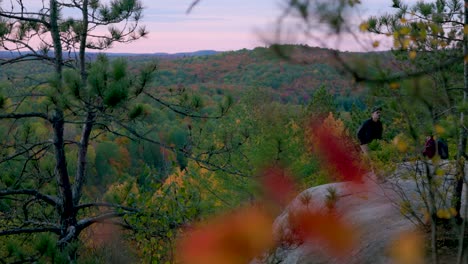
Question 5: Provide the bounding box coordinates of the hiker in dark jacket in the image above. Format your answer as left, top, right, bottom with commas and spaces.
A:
357, 106, 383, 155
422, 135, 436, 159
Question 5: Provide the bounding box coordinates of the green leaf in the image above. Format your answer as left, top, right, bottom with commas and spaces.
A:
104, 82, 128, 107
129, 104, 145, 119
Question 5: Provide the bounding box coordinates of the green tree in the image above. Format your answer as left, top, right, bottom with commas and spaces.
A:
0, 1, 231, 262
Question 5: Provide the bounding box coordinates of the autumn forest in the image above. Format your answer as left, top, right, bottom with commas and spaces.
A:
2, 0, 468, 263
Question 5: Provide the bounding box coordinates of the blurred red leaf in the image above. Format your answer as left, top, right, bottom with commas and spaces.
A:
308, 119, 366, 183
260, 165, 297, 207
177, 206, 274, 264
289, 208, 356, 256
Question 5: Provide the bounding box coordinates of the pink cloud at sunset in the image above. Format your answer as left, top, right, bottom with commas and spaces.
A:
0, 0, 417, 54
108, 0, 410, 53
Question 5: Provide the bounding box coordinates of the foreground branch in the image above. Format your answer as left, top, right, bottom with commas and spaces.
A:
0, 113, 50, 121
76, 211, 129, 231
0, 227, 61, 236
0, 189, 58, 206
76, 202, 140, 212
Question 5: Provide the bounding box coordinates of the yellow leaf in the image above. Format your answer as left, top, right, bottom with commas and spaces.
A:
390, 231, 424, 264
400, 18, 407, 23
436, 209, 451, 219
402, 38, 411, 49
409, 51, 417, 60
200, 168, 209, 175
399, 27, 410, 35
435, 169, 445, 176
390, 82, 400, 89
465, 55, 468, 63
372, 41, 380, 48
393, 135, 408, 152
464, 25, 468, 35
359, 22, 369, 32
435, 124, 445, 135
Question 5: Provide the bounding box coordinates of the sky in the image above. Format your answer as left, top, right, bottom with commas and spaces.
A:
106, 0, 410, 54
2, 0, 418, 54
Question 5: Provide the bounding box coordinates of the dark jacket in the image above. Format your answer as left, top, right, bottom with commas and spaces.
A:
357, 118, 383, 145
423, 137, 436, 158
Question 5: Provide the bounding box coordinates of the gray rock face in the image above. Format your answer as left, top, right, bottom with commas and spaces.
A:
252, 161, 467, 264
266, 176, 419, 264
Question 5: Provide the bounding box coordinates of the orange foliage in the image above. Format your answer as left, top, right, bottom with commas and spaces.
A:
114, 137, 130, 146
389, 231, 425, 264
107, 145, 131, 174
177, 206, 274, 264
163, 169, 185, 187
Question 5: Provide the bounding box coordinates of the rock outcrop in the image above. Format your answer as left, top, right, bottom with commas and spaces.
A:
267, 161, 460, 264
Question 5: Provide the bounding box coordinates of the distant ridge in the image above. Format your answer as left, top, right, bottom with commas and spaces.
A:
0, 50, 220, 59
0, 44, 396, 107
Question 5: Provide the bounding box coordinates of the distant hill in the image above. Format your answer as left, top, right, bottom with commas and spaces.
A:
143, 45, 394, 106
0, 45, 394, 107
0, 50, 220, 59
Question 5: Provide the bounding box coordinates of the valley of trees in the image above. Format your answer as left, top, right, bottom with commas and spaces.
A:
1, 0, 468, 263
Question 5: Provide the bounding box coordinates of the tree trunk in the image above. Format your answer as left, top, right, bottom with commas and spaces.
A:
453, 0, 468, 222
72, 111, 95, 205
79, 0, 88, 81
49, 0, 63, 76
456, 1, 468, 263
50, 0, 77, 243
52, 110, 76, 238
425, 162, 439, 264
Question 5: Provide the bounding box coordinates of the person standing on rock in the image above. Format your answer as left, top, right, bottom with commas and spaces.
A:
357, 106, 383, 155
422, 134, 436, 159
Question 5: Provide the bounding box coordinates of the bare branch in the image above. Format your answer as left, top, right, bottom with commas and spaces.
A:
144, 91, 228, 119
0, 227, 61, 236
0, 13, 50, 27
0, 112, 50, 120
76, 202, 139, 212
186, 0, 202, 14
0, 141, 52, 164
0, 54, 57, 66
76, 211, 129, 230
0, 189, 58, 206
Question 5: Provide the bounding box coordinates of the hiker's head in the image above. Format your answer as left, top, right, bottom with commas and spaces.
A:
371, 106, 382, 122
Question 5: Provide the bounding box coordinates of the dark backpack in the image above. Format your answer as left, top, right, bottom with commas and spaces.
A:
437, 139, 449, 159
